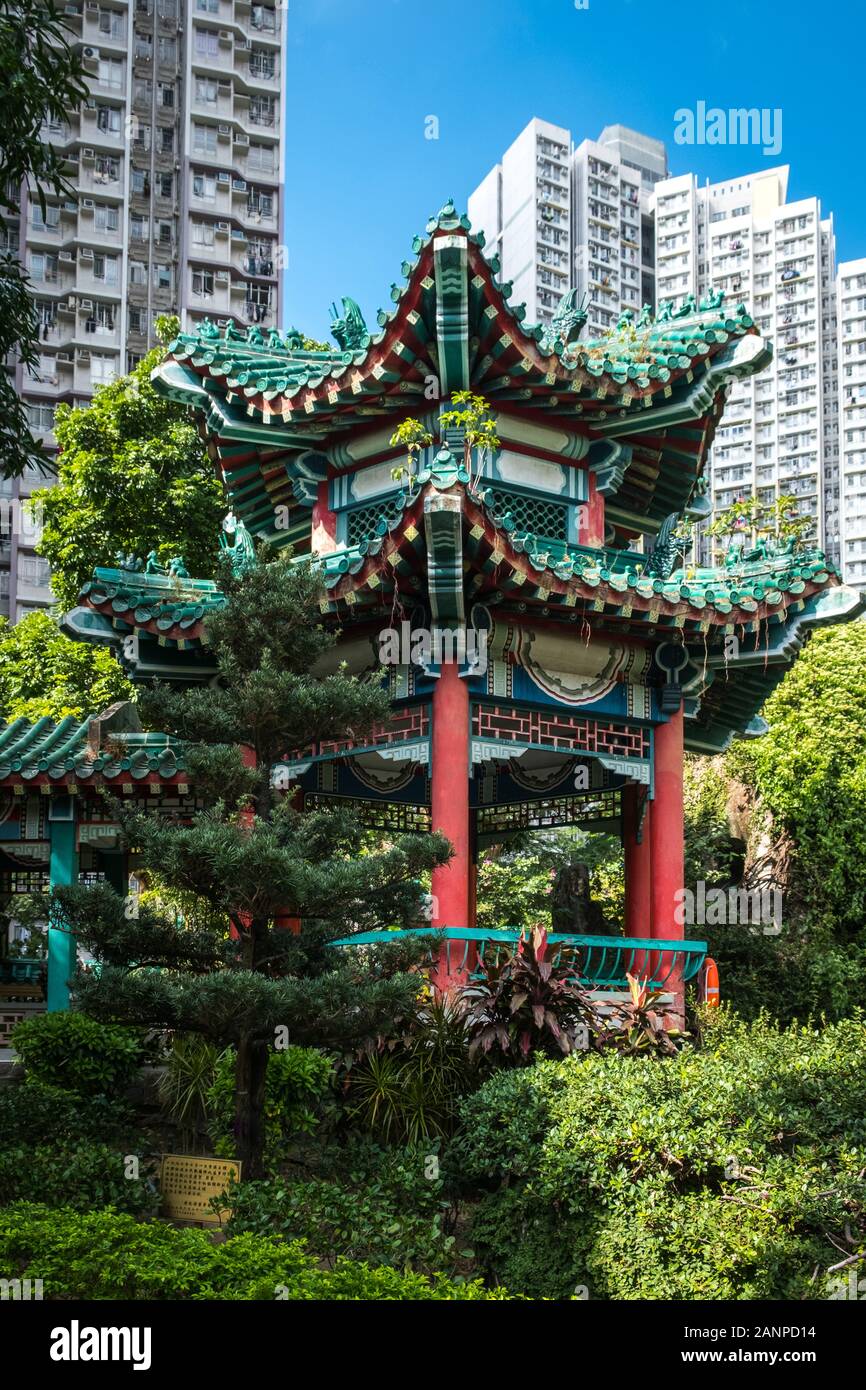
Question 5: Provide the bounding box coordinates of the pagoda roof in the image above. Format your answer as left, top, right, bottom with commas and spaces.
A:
152, 199, 771, 539
0, 705, 187, 789
64, 465, 863, 753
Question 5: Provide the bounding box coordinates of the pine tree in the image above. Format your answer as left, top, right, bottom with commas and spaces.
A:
51, 550, 450, 1177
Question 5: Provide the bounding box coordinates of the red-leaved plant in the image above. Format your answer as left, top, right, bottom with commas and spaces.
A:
458, 925, 602, 1064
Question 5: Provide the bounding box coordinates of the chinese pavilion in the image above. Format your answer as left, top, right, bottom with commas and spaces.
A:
1, 199, 861, 1030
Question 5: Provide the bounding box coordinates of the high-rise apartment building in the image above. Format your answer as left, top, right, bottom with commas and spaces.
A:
836, 259, 866, 591
468, 118, 667, 339
1, 0, 287, 622
652, 167, 840, 566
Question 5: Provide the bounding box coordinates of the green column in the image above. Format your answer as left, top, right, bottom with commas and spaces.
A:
47, 808, 78, 1013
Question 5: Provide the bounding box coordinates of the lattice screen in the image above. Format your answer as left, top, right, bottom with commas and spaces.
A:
346, 501, 401, 547
486, 487, 568, 541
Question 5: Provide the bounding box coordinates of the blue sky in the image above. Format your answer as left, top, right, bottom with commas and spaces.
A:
286, 0, 864, 342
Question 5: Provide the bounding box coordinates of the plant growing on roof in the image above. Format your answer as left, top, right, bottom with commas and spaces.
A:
439, 391, 500, 486
706, 492, 811, 564
389, 417, 433, 487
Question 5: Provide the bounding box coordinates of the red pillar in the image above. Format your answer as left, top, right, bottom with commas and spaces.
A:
430, 661, 472, 991
623, 784, 652, 977
312, 479, 338, 554
650, 706, 685, 1023
579, 474, 605, 547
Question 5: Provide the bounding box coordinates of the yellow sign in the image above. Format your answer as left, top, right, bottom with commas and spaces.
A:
159, 1156, 241, 1225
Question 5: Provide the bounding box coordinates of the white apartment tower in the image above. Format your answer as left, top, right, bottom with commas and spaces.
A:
653, 168, 840, 566
836, 259, 866, 591
468, 119, 667, 339
0, 0, 287, 622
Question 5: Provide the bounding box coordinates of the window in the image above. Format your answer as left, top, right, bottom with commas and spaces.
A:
247, 143, 275, 173
87, 302, 116, 334
131, 169, 150, 196
195, 77, 218, 105
193, 123, 218, 155
134, 78, 152, 105
196, 0, 219, 10
250, 48, 275, 79
192, 221, 215, 247
251, 4, 276, 31
94, 204, 120, 233
96, 104, 122, 135
129, 307, 146, 335
94, 155, 120, 183
158, 0, 177, 16
90, 353, 117, 385
31, 204, 60, 230
193, 172, 216, 200
133, 122, 152, 151
93, 254, 118, 285
159, 126, 174, 153
249, 96, 275, 127
159, 37, 176, 63
129, 260, 147, 285
134, 34, 153, 61
98, 7, 125, 38
127, 352, 144, 372
158, 173, 173, 198
153, 264, 172, 291
27, 402, 55, 430
192, 269, 214, 296
194, 30, 219, 57
98, 57, 124, 88
247, 189, 273, 219
30, 252, 58, 282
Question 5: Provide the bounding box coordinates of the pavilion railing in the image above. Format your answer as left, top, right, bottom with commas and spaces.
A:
327, 928, 707, 991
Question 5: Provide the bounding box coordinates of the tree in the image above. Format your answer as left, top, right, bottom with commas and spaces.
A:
50, 550, 450, 1178
33, 321, 227, 610
0, 610, 131, 721
0, 2, 87, 478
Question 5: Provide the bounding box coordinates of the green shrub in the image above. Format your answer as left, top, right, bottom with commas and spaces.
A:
0, 1080, 135, 1148
0, 1203, 513, 1300
0, 1143, 157, 1217
11, 1012, 144, 1096
450, 1012, 866, 1300
207, 1045, 332, 1168
224, 1143, 458, 1273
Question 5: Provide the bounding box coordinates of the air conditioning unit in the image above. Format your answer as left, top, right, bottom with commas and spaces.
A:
237, 37, 251, 50
232, 178, 246, 192
215, 271, 229, 283
218, 124, 231, 138
78, 349, 90, 362
82, 46, 99, 61
234, 133, 248, 147
215, 221, 229, 234
80, 247, 93, 260
81, 198, 94, 210
59, 251, 74, 262
80, 298, 94, 310
218, 30, 232, 42
81, 147, 95, 161
85, 97, 97, 110
57, 352, 72, 363
64, 200, 78, 212
217, 171, 230, 185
